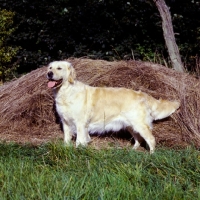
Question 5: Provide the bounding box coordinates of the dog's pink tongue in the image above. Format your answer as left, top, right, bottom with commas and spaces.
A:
48, 81, 56, 88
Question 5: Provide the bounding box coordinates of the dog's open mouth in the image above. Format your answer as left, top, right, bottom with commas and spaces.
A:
48, 79, 63, 88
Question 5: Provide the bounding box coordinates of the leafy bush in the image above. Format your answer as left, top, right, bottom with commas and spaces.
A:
0, 9, 20, 83
1, 0, 164, 73
1, 0, 200, 74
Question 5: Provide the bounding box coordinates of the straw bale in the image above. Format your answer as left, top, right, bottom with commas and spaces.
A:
0, 58, 200, 148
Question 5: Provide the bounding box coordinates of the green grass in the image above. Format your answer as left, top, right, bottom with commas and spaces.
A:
0, 142, 200, 200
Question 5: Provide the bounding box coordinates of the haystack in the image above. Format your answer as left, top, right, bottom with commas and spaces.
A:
0, 58, 200, 148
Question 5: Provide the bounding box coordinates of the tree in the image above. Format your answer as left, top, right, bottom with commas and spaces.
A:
0, 9, 20, 84
153, 0, 185, 72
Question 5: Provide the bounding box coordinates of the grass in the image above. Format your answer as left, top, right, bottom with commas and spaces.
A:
0, 142, 200, 200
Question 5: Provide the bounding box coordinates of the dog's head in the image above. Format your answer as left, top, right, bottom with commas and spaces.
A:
47, 61, 76, 89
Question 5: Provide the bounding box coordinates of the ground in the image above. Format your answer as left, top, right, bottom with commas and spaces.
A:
0, 127, 149, 151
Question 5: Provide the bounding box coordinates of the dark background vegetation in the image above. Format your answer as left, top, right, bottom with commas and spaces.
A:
1, 0, 200, 74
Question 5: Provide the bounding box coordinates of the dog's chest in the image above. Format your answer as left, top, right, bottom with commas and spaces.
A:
55, 97, 74, 119
55, 91, 85, 120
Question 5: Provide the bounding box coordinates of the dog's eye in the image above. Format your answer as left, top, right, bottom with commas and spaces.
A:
57, 67, 62, 70
49, 67, 52, 69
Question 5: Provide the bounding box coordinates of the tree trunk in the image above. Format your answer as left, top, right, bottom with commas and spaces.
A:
153, 0, 185, 72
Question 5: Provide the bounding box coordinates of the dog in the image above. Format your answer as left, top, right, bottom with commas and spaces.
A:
47, 60, 180, 153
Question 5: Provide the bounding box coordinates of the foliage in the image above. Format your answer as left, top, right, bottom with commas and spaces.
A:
1, 0, 163, 73
0, 142, 200, 199
0, 9, 20, 83
1, 0, 200, 74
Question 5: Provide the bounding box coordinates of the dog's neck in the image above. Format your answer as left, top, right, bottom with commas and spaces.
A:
52, 80, 79, 97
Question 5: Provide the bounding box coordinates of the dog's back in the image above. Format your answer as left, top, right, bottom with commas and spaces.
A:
88, 87, 179, 122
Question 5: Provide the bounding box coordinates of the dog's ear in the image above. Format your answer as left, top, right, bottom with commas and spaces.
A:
68, 65, 76, 84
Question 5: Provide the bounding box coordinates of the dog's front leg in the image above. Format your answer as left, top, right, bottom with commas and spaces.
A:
76, 125, 91, 147
62, 122, 73, 145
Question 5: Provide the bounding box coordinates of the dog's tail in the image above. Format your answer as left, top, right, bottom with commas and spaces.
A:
148, 97, 180, 120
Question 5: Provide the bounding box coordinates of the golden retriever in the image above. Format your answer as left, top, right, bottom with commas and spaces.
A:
47, 61, 180, 153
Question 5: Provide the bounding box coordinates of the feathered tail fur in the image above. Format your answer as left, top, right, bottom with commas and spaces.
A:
149, 97, 180, 120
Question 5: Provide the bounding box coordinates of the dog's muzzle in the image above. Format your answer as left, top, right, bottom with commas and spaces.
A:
47, 71, 53, 79
47, 71, 63, 88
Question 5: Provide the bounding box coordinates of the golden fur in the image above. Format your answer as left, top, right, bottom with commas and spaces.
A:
47, 61, 180, 153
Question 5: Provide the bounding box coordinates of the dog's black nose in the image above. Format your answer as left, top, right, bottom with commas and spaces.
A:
47, 71, 53, 79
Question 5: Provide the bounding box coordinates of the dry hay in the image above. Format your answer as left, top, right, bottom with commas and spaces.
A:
0, 58, 200, 148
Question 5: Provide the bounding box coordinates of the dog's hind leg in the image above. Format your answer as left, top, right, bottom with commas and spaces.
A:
132, 124, 156, 154
127, 127, 144, 150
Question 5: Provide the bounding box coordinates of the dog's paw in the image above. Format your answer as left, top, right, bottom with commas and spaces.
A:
63, 140, 73, 147
76, 142, 88, 148
75, 139, 92, 147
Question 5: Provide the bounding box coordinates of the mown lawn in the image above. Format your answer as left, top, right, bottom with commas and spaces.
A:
0, 142, 200, 200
